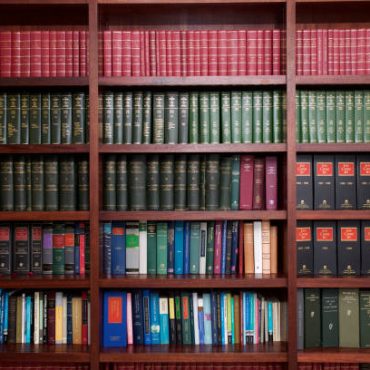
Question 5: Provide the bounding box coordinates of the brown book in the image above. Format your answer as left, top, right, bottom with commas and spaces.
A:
270, 225, 278, 274
261, 221, 271, 274
47, 291, 56, 344
243, 223, 254, 274
16, 295, 22, 343
72, 296, 82, 344
253, 157, 265, 209
233, 293, 240, 345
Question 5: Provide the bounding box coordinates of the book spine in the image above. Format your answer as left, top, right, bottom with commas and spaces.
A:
72, 93, 86, 144
296, 221, 313, 275
174, 155, 187, 211
133, 92, 144, 144
20, 94, 29, 144
59, 156, 76, 211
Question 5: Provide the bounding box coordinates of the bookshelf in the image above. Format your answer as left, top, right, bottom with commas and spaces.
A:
0, 0, 369, 370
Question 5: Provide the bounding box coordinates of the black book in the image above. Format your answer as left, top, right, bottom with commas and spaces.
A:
361, 221, 370, 275
335, 155, 356, 209
321, 288, 339, 348
314, 155, 335, 210
59, 156, 76, 211
296, 154, 313, 209
132, 290, 144, 345
304, 288, 321, 348
0, 223, 11, 274
357, 154, 370, 209
296, 220, 313, 275
169, 291, 177, 344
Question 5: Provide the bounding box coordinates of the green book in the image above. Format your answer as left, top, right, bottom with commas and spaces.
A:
199, 92, 210, 144
103, 92, 114, 144
31, 156, 44, 211
360, 290, 370, 348
200, 155, 206, 211
365, 90, 370, 143
209, 92, 220, 144
77, 158, 89, 211
206, 222, 215, 275
345, 91, 355, 143
59, 156, 76, 211
339, 289, 359, 348
296, 91, 301, 143
85, 96, 90, 143
50, 94, 61, 144
0, 93, 6, 144
205, 154, 220, 211
0, 156, 13, 211
241, 91, 253, 144
262, 91, 273, 143
159, 155, 174, 211
142, 92, 152, 144
20, 94, 30, 144
231, 91, 242, 144
156, 222, 168, 275
178, 92, 189, 144
153, 93, 165, 144
272, 90, 282, 143
72, 93, 86, 144
29, 94, 42, 144
123, 92, 133, 144
230, 155, 240, 210
14, 156, 26, 211
252, 92, 263, 143
187, 154, 200, 210
116, 154, 128, 211
44, 155, 59, 211
164, 92, 178, 144
146, 155, 160, 211
321, 288, 339, 348
282, 93, 287, 143
52, 223, 65, 275
304, 288, 321, 348
354, 90, 364, 143
181, 291, 192, 344
7, 94, 20, 144
41, 94, 51, 144
25, 159, 31, 211
189, 222, 201, 274
174, 154, 187, 211
326, 91, 336, 143
147, 222, 157, 275
300, 91, 309, 143
113, 92, 123, 144
133, 92, 143, 144
103, 154, 116, 211
316, 91, 326, 143
61, 93, 72, 144
308, 91, 317, 143
219, 156, 232, 210
189, 92, 199, 144
336, 91, 345, 143
128, 155, 146, 211
221, 92, 231, 144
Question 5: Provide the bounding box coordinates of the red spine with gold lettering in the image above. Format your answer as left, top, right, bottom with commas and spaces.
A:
333, 29, 340, 76
82, 291, 88, 345
11, 31, 21, 77
47, 291, 56, 344
227, 30, 238, 76
256, 30, 264, 75
148, 31, 156, 76
253, 157, 265, 210
339, 29, 345, 75
310, 29, 317, 75
317, 29, 323, 75
112, 31, 122, 77
103, 30, 112, 77
49, 30, 57, 77
350, 29, 357, 75
302, 29, 311, 76
55, 31, 66, 77
20, 31, 31, 77
65, 31, 73, 77
239, 155, 254, 210
98, 30, 103, 76
186, 30, 195, 76
131, 30, 141, 77
85, 30, 89, 76
0, 31, 11, 77
140, 31, 145, 76
327, 29, 334, 75
263, 29, 272, 75
180, 30, 187, 77
200, 30, 208, 76
122, 30, 132, 77
157, 30, 167, 77
366, 29, 370, 75
79, 30, 87, 77
322, 29, 328, 75
247, 30, 257, 75
281, 29, 286, 74
357, 28, 366, 75
166, 30, 173, 77
296, 30, 303, 75
41, 31, 50, 77
172, 30, 181, 77
345, 29, 351, 75
194, 30, 201, 76
208, 30, 218, 76
144, 31, 150, 77
218, 30, 227, 76
31, 31, 42, 77
72, 31, 80, 77
238, 30, 247, 76
272, 29, 280, 75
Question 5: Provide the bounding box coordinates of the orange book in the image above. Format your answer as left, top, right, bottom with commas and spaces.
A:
243, 223, 254, 274
270, 225, 278, 274
261, 221, 271, 274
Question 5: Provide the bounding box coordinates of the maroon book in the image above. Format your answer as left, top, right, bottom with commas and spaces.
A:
200, 30, 208, 76
350, 29, 357, 75
208, 30, 218, 76
238, 221, 244, 274
194, 30, 201, 76
265, 156, 278, 210
357, 28, 366, 75
140, 31, 145, 77
20, 31, 31, 77
310, 29, 317, 76
180, 30, 187, 77
296, 29, 303, 75
256, 29, 264, 75
103, 30, 112, 77
227, 30, 238, 76
317, 29, 323, 75
263, 29, 272, 75
217, 30, 227, 76
112, 30, 122, 77
322, 29, 328, 75
82, 291, 88, 345
272, 29, 281, 75
72, 30, 80, 77
79, 30, 87, 77
55, 31, 66, 77
238, 29, 247, 76
239, 155, 254, 210
345, 29, 351, 75
328, 29, 334, 75
302, 29, 311, 76
11, 31, 21, 77
253, 157, 265, 210
0, 31, 11, 77
332, 29, 340, 75
47, 291, 56, 344
156, 30, 166, 77
339, 29, 345, 75
172, 30, 181, 77
122, 30, 132, 77
40, 30, 50, 77
49, 30, 57, 77
148, 31, 156, 76
165, 30, 172, 77
247, 30, 257, 75
186, 30, 195, 76
65, 30, 73, 77
144, 31, 150, 77
98, 30, 103, 76
131, 30, 141, 77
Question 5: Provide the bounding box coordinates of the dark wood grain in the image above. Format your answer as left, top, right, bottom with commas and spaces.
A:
0, 211, 90, 221
297, 210, 370, 220
0, 275, 90, 289
297, 143, 370, 153
298, 348, 370, 363
297, 277, 370, 288
0, 77, 89, 87
0, 145, 89, 154
296, 76, 370, 85
99, 0, 285, 3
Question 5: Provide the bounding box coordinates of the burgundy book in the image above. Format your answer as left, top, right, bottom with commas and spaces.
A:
166, 30, 173, 77
103, 30, 112, 77
140, 31, 145, 77
302, 29, 311, 76
180, 30, 187, 77
367, 29, 370, 75
79, 30, 87, 77
339, 29, 346, 75
263, 29, 272, 75
131, 30, 141, 77
148, 31, 156, 76
350, 29, 357, 75
98, 30, 103, 76
322, 29, 328, 75
296, 29, 303, 75
145, 31, 150, 77
194, 30, 201, 76
253, 157, 265, 210
82, 291, 88, 345
238, 221, 244, 275
55, 31, 66, 77
186, 30, 195, 76
112, 30, 122, 77
20, 31, 31, 77
256, 29, 264, 75
208, 30, 218, 76
357, 28, 366, 75
217, 30, 227, 76
0, 31, 11, 77
200, 30, 208, 76
49, 30, 57, 77
11, 31, 21, 77
30, 31, 42, 77
345, 29, 351, 75
310, 29, 317, 75
65, 30, 73, 77
227, 30, 238, 76
47, 291, 56, 344
332, 29, 340, 75
317, 29, 323, 75
272, 29, 280, 75
172, 30, 181, 77
122, 30, 132, 77
265, 156, 278, 210
72, 30, 80, 77
328, 29, 334, 75
238, 30, 247, 76
213, 221, 222, 274
157, 30, 166, 77
247, 30, 257, 75
239, 155, 254, 210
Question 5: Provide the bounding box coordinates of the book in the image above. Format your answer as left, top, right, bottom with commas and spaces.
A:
339, 289, 359, 348
296, 221, 313, 275
304, 289, 321, 348
321, 288, 339, 348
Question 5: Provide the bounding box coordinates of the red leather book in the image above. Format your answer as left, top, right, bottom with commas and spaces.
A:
310, 29, 317, 75
180, 30, 187, 76
253, 157, 265, 210
49, 30, 57, 77
238, 221, 244, 274
239, 155, 254, 210
30, 31, 42, 77
296, 29, 303, 75
217, 30, 227, 76
265, 156, 278, 210
200, 30, 208, 76
322, 29, 328, 75
208, 30, 218, 76
80, 30, 88, 77
247, 30, 257, 75
367, 29, 370, 75
338, 29, 345, 75
11, 31, 21, 77
73, 30, 80, 77
103, 30, 112, 77
47, 291, 56, 344
357, 28, 366, 75
157, 30, 167, 77
86, 30, 89, 76
148, 30, 156, 76
302, 29, 311, 76
122, 30, 132, 77
0, 31, 11, 77
213, 221, 222, 274
317, 29, 323, 75
166, 30, 173, 76
131, 30, 141, 77
345, 29, 351, 75
140, 31, 145, 77
256, 29, 264, 75
112, 30, 122, 77
20, 31, 31, 77
81, 291, 88, 345
328, 29, 334, 75
55, 31, 66, 77
194, 30, 201, 76
79, 223, 86, 275
186, 30, 195, 76
333, 29, 340, 75
281, 29, 286, 74
263, 29, 272, 75
144, 31, 150, 77
172, 30, 181, 77
350, 29, 357, 75
238, 29, 247, 76
65, 31, 73, 77
272, 29, 280, 75
98, 30, 103, 76
227, 30, 238, 76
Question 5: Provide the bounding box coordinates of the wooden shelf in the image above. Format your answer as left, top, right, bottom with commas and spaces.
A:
297, 143, 370, 153
0, 144, 89, 154
0, 77, 89, 88
296, 0, 366, 3
0, 0, 88, 3
297, 276, 370, 288
0, 211, 90, 221
100, 210, 287, 221
99, 0, 286, 3
298, 348, 370, 363
100, 343, 288, 363
0, 275, 90, 289
296, 75, 370, 86
99, 274, 288, 288
296, 210, 370, 220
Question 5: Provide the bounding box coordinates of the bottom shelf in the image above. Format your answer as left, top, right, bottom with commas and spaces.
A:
298, 348, 370, 363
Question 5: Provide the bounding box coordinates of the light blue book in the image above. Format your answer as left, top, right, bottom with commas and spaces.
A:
203, 293, 212, 345
183, 222, 191, 274
174, 221, 184, 275
268, 301, 273, 342
198, 297, 205, 345
150, 291, 160, 344
25, 295, 31, 344
0, 290, 3, 343
220, 292, 225, 345
230, 296, 235, 344
159, 297, 169, 344
3, 292, 8, 341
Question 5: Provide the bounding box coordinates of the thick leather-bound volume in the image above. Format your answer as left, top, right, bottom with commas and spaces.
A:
160, 155, 174, 211
128, 155, 146, 211
339, 289, 359, 348
72, 93, 86, 144
41, 93, 51, 144
44, 155, 58, 212
31, 224, 42, 274
219, 156, 232, 210
357, 154, 370, 209
253, 157, 265, 210
123, 92, 133, 144
205, 154, 220, 211
335, 155, 356, 209
296, 221, 313, 275
165, 92, 178, 144
314, 155, 335, 210
31, 156, 44, 211
59, 156, 76, 211
77, 158, 89, 211
361, 221, 370, 275
147, 155, 160, 211
174, 155, 187, 211
50, 94, 61, 144
61, 93, 72, 144
104, 155, 116, 211
0, 223, 11, 274
360, 290, 370, 348
265, 156, 278, 210
20, 94, 29, 144
187, 155, 200, 210
133, 92, 143, 144
14, 156, 26, 211
304, 288, 321, 348
321, 288, 339, 348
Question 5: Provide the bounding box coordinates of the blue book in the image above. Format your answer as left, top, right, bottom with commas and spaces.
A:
198, 297, 205, 345
211, 292, 218, 344
243, 292, 247, 345
174, 221, 184, 275
167, 222, 175, 274
102, 291, 127, 347
67, 295, 72, 344
111, 222, 125, 276
133, 291, 144, 345
150, 291, 160, 344
220, 292, 225, 344
183, 222, 191, 274
103, 223, 112, 277
267, 301, 273, 342
142, 290, 151, 345
250, 293, 256, 343
74, 223, 84, 274
203, 293, 212, 345
25, 295, 31, 344
0, 290, 3, 344
221, 221, 228, 274
159, 297, 169, 344
230, 221, 239, 274
189, 222, 201, 274
3, 291, 8, 343
231, 296, 235, 344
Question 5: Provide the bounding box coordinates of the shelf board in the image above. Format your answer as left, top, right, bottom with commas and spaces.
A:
0, 211, 90, 221
297, 143, 370, 153
296, 210, 370, 220
298, 348, 370, 363
100, 210, 286, 221
0, 344, 90, 363
0, 275, 90, 289
297, 276, 370, 288
99, 76, 286, 87
296, 75, 370, 85
0, 0, 88, 3
99, 274, 287, 288
0, 144, 89, 154
0, 77, 89, 88
100, 343, 288, 363
100, 143, 287, 154
98, 0, 285, 3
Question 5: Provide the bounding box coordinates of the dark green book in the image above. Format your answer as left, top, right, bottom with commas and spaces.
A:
230, 155, 240, 210
116, 154, 128, 211
304, 288, 321, 348
282, 93, 287, 142
231, 91, 242, 144
339, 289, 359, 348
365, 90, 370, 143
153, 93, 165, 144
336, 91, 345, 143
178, 92, 189, 144
219, 156, 232, 210
321, 288, 339, 348
147, 222, 157, 275
189, 92, 199, 144
0, 93, 6, 144
316, 91, 326, 143
128, 155, 146, 210
123, 92, 133, 144
113, 92, 123, 144
85, 95, 89, 143
160, 155, 174, 210
156, 222, 168, 275
205, 154, 220, 211
142, 92, 152, 144
61, 93, 72, 144
72, 93, 86, 144
103, 92, 114, 144
0, 156, 13, 211
360, 290, 370, 348
64, 223, 75, 274
165, 92, 178, 144
354, 90, 364, 143
200, 156, 206, 211
77, 158, 89, 211
146, 155, 160, 211
14, 156, 26, 211
133, 91, 143, 144
25, 159, 31, 211
252, 92, 263, 143
103, 155, 116, 211
52, 223, 65, 275
44, 155, 59, 211
181, 292, 192, 344
31, 156, 44, 211
296, 91, 301, 143
59, 156, 76, 211
20, 94, 30, 144
41, 94, 51, 144
187, 154, 200, 210
206, 221, 215, 275
50, 94, 61, 144
29, 94, 42, 144
345, 91, 355, 143
209, 92, 220, 144
272, 90, 282, 143
7, 94, 20, 144
199, 92, 210, 144
326, 91, 336, 143
300, 91, 309, 143
189, 222, 201, 274
262, 91, 273, 143
241, 91, 252, 143
174, 154, 187, 211
221, 92, 231, 144
308, 91, 317, 143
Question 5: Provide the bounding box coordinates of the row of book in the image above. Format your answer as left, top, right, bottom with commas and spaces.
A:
296, 90, 370, 144
101, 91, 286, 145
102, 290, 287, 347
0, 31, 88, 78
104, 155, 278, 211
296, 29, 370, 76
297, 289, 370, 349
297, 220, 370, 276
0, 93, 89, 145
0, 155, 89, 212
100, 30, 285, 77
296, 154, 370, 210
0, 290, 90, 345
0, 222, 89, 276
102, 221, 278, 277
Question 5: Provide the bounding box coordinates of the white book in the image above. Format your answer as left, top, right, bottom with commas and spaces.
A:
192, 292, 199, 345
62, 296, 67, 344
21, 293, 26, 344
253, 221, 263, 274
55, 292, 63, 345
139, 221, 147, 274
252, 293, 258, 344
199, 222, 207, 275
39, 297, 43, 344
34, 292, 39, 344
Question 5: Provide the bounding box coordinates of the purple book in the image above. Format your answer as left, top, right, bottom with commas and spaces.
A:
42, 224, 53, 275
265, 156, 278, 210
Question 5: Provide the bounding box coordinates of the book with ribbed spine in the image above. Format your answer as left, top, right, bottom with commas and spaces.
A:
147, 155, 159, 211
262, 91, 273, 143
52, 223, 65, 275
31, 156, 44, 211
153, 93, 165, 144
61, 93, 72, 144
50, 94, 61, 144
209, 92, 220, 144
133, 92, 143, 144
14, 156, 26, 211
231, 91, 242, 143
160, 155, 174, 211
72, 93, 86, 144
44, 155, 58, 211
7, 94, 20, 144
128, 155, 146, 211
123, 92, 133, 144
219, 156, 232, 210
164, 92, 178, 144
199, 92, 210, 144
59, 156, 76, 211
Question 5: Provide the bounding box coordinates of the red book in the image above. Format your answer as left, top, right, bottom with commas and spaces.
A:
157, 30, 166, 77
166, 30, 173, 76
81, 291, 88, 345
272, 29, 280, 75
296, 29, 303, 75
186, 30, 195, 76
47, 291, 56, 344
252, 157, 265, 210
144, 31, 150, 77
65, 31, 73, 77
148, 31, 156, 76
112, 30, 122, 76
238, 221, 244, 275
322, 29, 328, 75
200, 30, 208, 76
122, 30, 132, 77
72, 30, 80, 77
172, 30, 181, 77
339, 29, 345, 75
345, 29, 351, 75
265, 156, 278, 210
20, 31, 31, 77
317, 29, 323, 75
131, 31, 141, 77
11, 31, 21, 77
30, 31, 42, 77
80, 30, 88, 77
78, 223, 86, 275
302, 29, 311, 76
328, 29, 334, 75
227, 30, 238, 76
247, 30, 257, 75
350, 29, 357, 75
49, 30, 57, 77
333, 29, 340, 75
256, 30, 264, 75
140, 31, 145, 77
208, 30, 218, 76
239, 155, 254, 210
217, 30, 227, 76
357, 28, 366, 75
180, 30, 187, 77
367, 29, 370, 75
310, 29, 317, 75
194, 30, 201, 76
86, 30, 89, 76
98, 30, 103, 76
238, 30, 247, 76
103, 30, 112, 77
281, 29, 286, 74
213, 221, 222, 274
263, 29, 272, 75
55, 31, 66, 77
0, 31, 11, 77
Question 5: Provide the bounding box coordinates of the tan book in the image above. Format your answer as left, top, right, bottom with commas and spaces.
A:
261, 221, 271, 274
339, 289, 359, 348
244, 223, 254, 274
270, 225, 278, 274
72, 296, 82, 344
16, 296, 22, 344
233, 294, 240, 344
